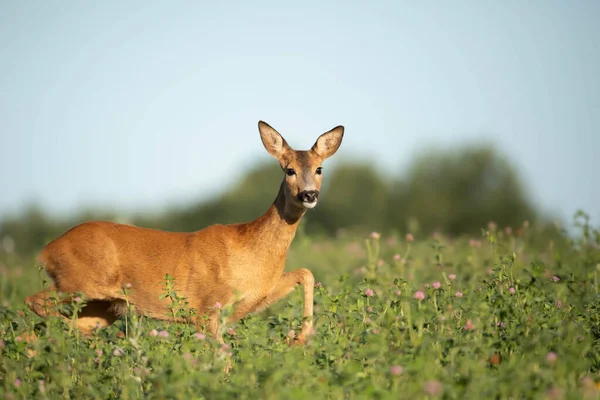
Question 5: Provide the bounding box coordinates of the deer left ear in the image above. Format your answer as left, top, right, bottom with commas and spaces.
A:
312, 125, 344, 159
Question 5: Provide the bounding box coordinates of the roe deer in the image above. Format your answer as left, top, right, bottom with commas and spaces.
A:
25, 121, 344, 347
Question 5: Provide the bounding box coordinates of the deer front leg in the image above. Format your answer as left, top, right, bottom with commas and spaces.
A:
193, 310, 233, 373
229, 268, 315, 344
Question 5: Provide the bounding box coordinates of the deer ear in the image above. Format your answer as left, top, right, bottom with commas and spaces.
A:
258, 121, 290, 160
312, 125, 344, 159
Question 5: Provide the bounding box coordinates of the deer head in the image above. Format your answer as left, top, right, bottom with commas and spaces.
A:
258, 121, 344, 211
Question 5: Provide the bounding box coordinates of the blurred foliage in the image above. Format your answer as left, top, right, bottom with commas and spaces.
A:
0, 144, 546, 256
389, 144, 536, 235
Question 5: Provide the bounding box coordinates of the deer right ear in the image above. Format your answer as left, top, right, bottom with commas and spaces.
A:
258, 121, 289, 159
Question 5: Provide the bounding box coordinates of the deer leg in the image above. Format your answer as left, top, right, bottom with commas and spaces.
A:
202, 311, 222, 342
26, 289, 117, 335
194, 310, 233, 373
229, 268, 315, 344
25, 288, 67, 319
74, 300, 118, 335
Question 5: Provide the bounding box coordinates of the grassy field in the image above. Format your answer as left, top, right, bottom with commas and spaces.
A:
1, 215, 600, 399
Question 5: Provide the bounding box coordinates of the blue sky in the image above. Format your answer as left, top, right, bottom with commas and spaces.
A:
1, 1, 598, 226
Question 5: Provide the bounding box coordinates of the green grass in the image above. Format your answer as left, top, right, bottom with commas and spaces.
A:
1, 217, 600, 399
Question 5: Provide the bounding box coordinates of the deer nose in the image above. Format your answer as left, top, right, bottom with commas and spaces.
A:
298, 190, 318, 203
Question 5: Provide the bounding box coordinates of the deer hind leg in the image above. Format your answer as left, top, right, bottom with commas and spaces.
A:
25, 287, 68, 319
74, 300, 119, 335
25, 288, 76, 332
229, 268, 315, 344
25, 289, 119, 335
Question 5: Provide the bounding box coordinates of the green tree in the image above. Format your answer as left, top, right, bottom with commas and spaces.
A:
392, 144, 536, 235
309, 163, 391, 234
0, 142, 544, 257
153, 163, 283, 233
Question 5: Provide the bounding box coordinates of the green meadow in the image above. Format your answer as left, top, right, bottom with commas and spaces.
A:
1, 212, 599, 399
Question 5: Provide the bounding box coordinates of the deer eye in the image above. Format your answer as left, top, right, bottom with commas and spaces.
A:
286, 168, 296, 176
316, 167, 322, 175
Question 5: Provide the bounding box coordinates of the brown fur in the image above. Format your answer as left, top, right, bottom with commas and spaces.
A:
25, 121, 344, 348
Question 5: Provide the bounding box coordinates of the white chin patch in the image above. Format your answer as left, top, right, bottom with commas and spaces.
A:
303, 200, 318, 209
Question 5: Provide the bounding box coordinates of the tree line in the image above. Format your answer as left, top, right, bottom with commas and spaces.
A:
0, 143, 544, 256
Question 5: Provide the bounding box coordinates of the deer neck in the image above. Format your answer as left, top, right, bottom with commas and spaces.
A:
245, 181, 305, 257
